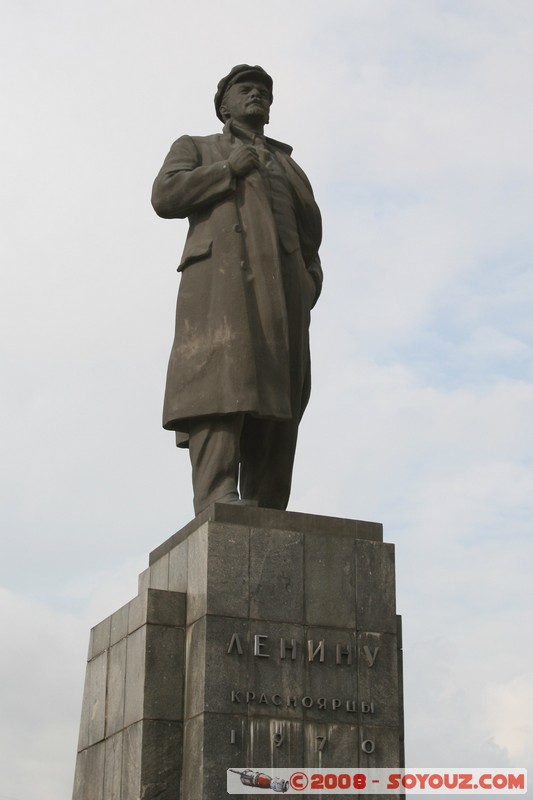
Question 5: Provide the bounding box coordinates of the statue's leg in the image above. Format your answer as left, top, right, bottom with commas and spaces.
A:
239, 415, 299, 509
188, 414, 244, 514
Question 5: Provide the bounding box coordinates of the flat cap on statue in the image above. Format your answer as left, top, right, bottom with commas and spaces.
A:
214, 64, 273, 121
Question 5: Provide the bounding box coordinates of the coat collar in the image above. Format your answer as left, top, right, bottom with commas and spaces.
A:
223, 120, 293, 156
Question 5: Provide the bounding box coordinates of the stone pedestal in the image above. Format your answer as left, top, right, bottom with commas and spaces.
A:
73, 504, 404, 800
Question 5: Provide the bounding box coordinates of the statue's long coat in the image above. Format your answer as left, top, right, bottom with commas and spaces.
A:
151, 123, 322, 445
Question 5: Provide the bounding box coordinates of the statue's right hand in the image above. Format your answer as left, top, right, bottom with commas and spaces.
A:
228, 145, 259, 177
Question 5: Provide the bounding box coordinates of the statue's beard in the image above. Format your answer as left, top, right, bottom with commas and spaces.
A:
245, 105, 269, 125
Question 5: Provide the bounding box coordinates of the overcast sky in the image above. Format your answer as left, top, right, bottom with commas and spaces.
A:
1, 1, 532, 798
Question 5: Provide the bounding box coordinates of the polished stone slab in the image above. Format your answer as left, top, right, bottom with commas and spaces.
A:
73, 589, 185, 800
149, 502, 383, 564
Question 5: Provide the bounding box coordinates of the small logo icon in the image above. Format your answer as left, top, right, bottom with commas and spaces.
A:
229, 768, 289, 793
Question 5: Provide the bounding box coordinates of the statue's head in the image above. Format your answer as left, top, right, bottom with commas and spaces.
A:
215, 64, 273, 127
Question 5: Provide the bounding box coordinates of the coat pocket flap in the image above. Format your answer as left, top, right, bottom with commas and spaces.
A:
178, 237, 213, 272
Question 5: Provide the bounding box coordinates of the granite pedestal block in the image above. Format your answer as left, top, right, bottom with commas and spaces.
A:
73, 504, 404, 800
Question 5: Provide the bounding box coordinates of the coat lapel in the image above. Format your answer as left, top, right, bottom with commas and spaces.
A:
213, 123, 240, 161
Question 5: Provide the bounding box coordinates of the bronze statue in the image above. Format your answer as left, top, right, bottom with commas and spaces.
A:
152, 65, 322, 515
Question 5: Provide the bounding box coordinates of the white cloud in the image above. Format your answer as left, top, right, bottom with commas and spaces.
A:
0, 556, 145, 800
404, 605, 533, 771
0, 588, 86, 800
487, 674, 533, 762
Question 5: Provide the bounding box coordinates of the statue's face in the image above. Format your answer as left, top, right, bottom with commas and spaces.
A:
221, 80, 271, 127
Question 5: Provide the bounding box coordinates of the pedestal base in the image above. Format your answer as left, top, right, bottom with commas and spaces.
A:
73, 504, 404, 800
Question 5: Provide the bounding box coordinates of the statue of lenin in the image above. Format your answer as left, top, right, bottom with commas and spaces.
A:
152, 65, 323, 515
